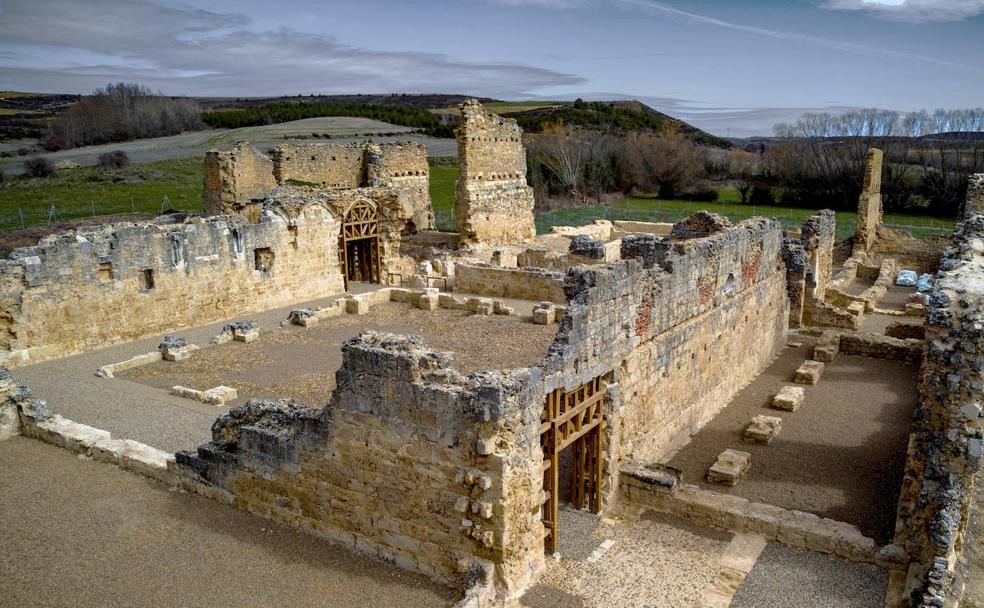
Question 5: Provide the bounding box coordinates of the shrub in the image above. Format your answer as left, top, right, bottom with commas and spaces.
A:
98, 150, 130, 169
40, 130, 70, 152
749, 185, 775, 206
679, 188, 718, 202
0, 169, 5, 184
24, 156, 55, 178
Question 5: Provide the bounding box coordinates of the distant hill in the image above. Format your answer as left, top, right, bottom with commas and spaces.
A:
196, 94, 497, 112
502, 99, 734, 149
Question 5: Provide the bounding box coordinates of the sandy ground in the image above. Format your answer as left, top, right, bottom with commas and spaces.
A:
521, 509, 731, 608
667, 342, 918, 543
877, 283, 917, 311
731, 543, 887, 608
0, 436, 457, 608
0, 116, 456, 175
842, 275, 875, 296
122, 301, 557, 407
955, 467, 984, 607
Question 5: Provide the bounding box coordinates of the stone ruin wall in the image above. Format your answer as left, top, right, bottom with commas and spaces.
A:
174, 331, 546, 596
783, 210, 837, 328
892, 211, 984, 606
205, 141, 434, 232
203, 141, 277, 222
170, 214, 790, 600
455, 100, 536, 246
0, 199, 366, 367
965, 173, 984, 218
854, 148, 884, 256
546, 218, 788, 475
454, 264, 567, 304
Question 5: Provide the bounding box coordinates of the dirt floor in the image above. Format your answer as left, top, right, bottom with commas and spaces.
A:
521, 508, 732, 608
858, 311, 923, 336
0, 436, 457, 608
731, 543, 887, 608
842, 275, 875, 296
121, 302, 558, 407
877, 283, 918, 311
666, 340, 918, 543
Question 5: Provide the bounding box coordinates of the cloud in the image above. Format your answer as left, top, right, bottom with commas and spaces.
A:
820, 0, 984, 22
0, 0, 585, 97
483, 0, 589, 6
611, 0, 981, 70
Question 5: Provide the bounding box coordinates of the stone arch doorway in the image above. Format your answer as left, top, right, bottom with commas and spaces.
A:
340, 198, 381, 290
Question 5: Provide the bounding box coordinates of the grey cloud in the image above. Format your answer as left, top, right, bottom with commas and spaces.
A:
0, 0, 585, 96
820, 0, 984, 22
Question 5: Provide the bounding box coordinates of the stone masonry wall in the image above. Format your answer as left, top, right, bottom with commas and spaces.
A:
542, 217, 789, 497
455, 264, 566, 304
203, 140, 277, 221
174, 332, 546, 595
204, 141, 434, 231
965, 173, 984, 218
892, 213, 984, 606
455, 100, 536, 246
854, 148, 884, 256
0, 204, 345, 366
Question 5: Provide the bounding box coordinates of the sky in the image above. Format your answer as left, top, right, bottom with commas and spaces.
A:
0, 0, 982, 137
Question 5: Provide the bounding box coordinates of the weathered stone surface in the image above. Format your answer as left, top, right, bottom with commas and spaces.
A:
455, 100, 535, 246
744, 415, 782, 443
707, 449, 752, 486
772, 386, 805, 412
794, 360, 825, 385
854, 148, 884, 255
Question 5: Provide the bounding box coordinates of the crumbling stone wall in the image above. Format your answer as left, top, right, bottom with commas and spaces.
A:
454, 264, 566, 303
205, 141, 434, 231
175, 332, 546, 595
964, 173, 984, 218
0, 203, 345, 366
203, 140, 277, 221
455, 100, 536, 246
854, 148, 884, 256
892, 213, 984, 606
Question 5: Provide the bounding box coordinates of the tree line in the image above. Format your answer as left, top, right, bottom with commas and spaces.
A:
42, 83, 203, 150
525, 108, 984, 218
201, 102, 455, 138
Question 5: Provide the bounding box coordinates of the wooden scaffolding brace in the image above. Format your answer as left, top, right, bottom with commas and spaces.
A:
538, 376, 606, 554
339, 199, 381, 291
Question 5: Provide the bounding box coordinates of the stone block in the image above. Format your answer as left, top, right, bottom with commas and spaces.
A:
707, 449, 751, 486
847, 301, 865, 317
794, 360, 824, 385
813, 344, 837, 362
474, 298, 494, 316
233, 329, 259, 343
417, 294, 439, 311
345, 297, 369, 315
163, 344, 199, 361
202, 386, 238, 406
772, 386, 805, 411
744, 415, 782, 443
532, 304, 556, 325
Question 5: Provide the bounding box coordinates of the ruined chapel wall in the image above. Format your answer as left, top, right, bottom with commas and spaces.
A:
273, 143, 365, 189
454, 264, 567, 304
455, 100, 536, 245
892, 213, 984, 606
203, 141, 277, 220
371, 143, 435, 231
854, 147, 884, 255
0, 208, 345, 366
545, 218, 788, 476
174, 333, 546, 593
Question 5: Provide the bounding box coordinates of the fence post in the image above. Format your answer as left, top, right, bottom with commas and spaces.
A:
131, 196, 136, 216
91, 201, 95, 217
18, 207, 24, 229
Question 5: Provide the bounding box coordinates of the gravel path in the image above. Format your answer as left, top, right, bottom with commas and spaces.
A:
667, 343, 918, 543
522, 509, 731, 608
0, 436, 457, 608
731, 543, 887, 608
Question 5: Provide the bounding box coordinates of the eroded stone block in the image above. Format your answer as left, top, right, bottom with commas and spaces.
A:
794, 360, 824, 385
744, 415, 782, 443
707, 449, 751, 486
772, 386, 805, 411
417, 293, 439, 311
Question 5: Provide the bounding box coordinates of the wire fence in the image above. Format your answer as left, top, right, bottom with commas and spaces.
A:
0, 195, 202, 232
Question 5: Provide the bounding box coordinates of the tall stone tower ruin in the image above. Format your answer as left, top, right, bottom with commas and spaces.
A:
454, 99, 536, 246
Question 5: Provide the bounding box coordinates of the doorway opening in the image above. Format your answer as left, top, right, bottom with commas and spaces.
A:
540, 376, 607, 554
340, 198, 380, 290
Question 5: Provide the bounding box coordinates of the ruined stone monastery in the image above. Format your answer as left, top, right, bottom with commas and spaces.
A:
1, 100, 982, 608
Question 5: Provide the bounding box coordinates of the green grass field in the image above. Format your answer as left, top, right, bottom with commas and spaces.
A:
0, 157, 204, 229
429, 165, 456, 214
